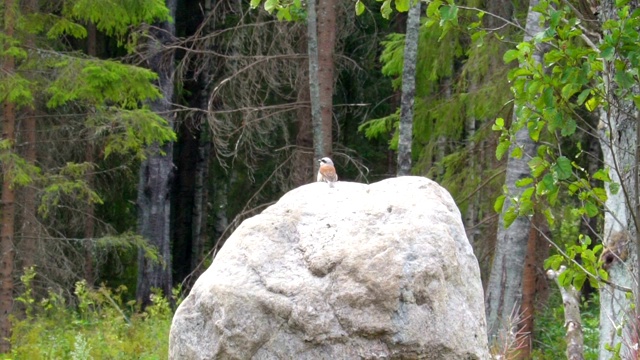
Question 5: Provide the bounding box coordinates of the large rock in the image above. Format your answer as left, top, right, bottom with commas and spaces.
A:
169, 177, 489, 359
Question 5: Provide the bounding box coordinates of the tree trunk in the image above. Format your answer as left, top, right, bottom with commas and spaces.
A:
485, 0, 543, 343
20, 0, 38, 272
293, 36, 314, 187
308, 0, 335, 167
0, 0, 17, 352
316, 0, 336, 158
597, 3, 639, 358
547, 266, 585, 360
307, 0, 323, 164
396, 0, 420, 176
191, 127, 210, 274
84, 22, 98, 286
519, 214, 541, 359
136, 0, 176, 306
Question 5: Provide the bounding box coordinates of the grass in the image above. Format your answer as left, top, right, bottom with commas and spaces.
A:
5, 269, 174, 360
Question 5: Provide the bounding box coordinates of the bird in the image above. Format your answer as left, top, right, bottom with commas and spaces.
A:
317, 157, 338, 187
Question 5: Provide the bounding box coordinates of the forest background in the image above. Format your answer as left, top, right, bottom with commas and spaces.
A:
1, 0, 639, 358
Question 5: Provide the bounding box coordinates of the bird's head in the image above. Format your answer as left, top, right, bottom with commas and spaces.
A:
318, 157, 334, 166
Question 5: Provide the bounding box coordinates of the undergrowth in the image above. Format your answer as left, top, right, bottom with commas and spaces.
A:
531, 286, 599, 359
4, 268, 176, 359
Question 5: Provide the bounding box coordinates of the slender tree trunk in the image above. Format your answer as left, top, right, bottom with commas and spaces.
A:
316, 0, 336, 158
136, 0, 176, 306
308, 0, 335, 168
0, 0, 17, 352
191, 127, 209, 273
597, 3, 639, 358
294, 68, 314, 186
485, 0, 543, 342
519, 214, 541, 359
397, 0, 420, 176
307, 0, 323, 164
20, 0, 38, 272
84, 22, 98, 285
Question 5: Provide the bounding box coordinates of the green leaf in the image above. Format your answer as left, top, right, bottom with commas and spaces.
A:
492, 117, 505, 131
593, 169, 611, 182
609, 182, 621, 195
494, 195, 506, 213
511, 146, 523, 159
561, 83, 580, 100
577, 89, 591, 105
381, 0, 393, 19
264, 0, 278, 13
573, 271, 587, 290
529, 157, 548, 178
515, 177, 533, 187
496, 140, 510, 160
250, 0, 261, 8
585, 97, 599, 111
553, 156, 572, 180
503, 49, 519, 63
558, 269, 572, 286
543, 208, 555, 227
561, 119, 577, 137
395, 0, 410, 12
584, 201, 599, 217
355, 0, 366, 15
544, 254, 563, 270
503, 206, 518, 228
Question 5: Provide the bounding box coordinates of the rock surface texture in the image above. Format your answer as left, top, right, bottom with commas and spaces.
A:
169, 176, 489, 359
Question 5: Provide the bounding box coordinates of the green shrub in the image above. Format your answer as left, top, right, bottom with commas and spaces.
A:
7, 269, 174, 359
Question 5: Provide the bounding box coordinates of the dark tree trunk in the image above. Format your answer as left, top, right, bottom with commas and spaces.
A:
0, 0, 16, 351
136, 0, 177, 306
84, 22, 98, 286
171, 123, 198, 283
293, 63, 314, 186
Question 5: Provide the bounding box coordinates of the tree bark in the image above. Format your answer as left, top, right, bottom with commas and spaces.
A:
316, 0, 336, 159
597, 2, 639, 358
548, 266, 585, 360
136, 0, 177, 306
485, 0, 543, 343
396, 0, 420, 176
308, 0, 335, 167
84, 22, 98, 286
20, 0, 38, 273
0, 0, 17, 352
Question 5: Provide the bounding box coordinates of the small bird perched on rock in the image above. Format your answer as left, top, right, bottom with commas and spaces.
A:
317, 157, 338, 187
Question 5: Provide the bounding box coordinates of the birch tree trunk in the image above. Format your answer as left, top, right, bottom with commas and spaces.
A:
0, 0, 17, 351
597, 3, 639, 358
397, 0, 420, 176
484, 0, 543, 342
136, 0, 177, 306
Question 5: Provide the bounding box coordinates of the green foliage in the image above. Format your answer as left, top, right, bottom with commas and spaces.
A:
46, 58, 162, 109
532, 289, 599, 359
38, 163, 103, 218
9, 273, 176, 359
95, 232, 162, 268
489, 0, 640, 282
